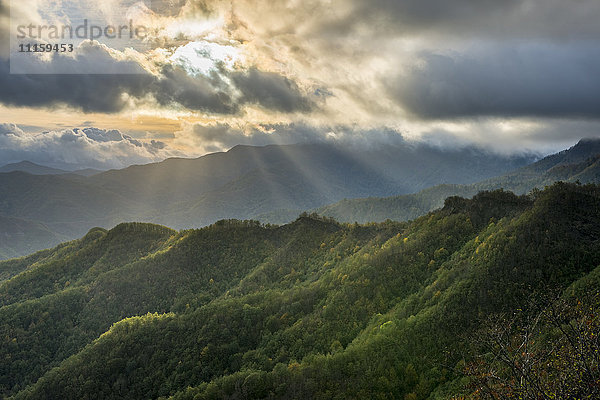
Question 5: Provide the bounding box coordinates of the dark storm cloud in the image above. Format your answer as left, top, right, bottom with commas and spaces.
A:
0, 53, 313, 114
149, 0, 188, 17
335, 0, 600, 39
0, 59, 153, 113
348, 0, 517, 32
0, 44, 155, 113
153, 65, 238, 114
390, 43, 600, 119
232, 69, 314, 113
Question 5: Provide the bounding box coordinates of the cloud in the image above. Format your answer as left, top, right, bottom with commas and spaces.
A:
0, 45, 153, 112
389, 42, 600, 120
232, 68, 314, 113
174, 121, 407, 155
322, 0, 600, 40
0, 0, 315, 116
0, 46, 314, 115
0, 123, 181, 169
411, 117, 600, 156
173, 122, 312, 154
2, 0, 600, 154
152, 64, 237, 113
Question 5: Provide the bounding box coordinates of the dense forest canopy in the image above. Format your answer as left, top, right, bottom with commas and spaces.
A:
0, 183, 599, 399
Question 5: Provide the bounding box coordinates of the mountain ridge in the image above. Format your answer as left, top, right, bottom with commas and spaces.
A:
316, 138, 600, 223
1, 182, 598, 399
0, 141, 534, 259
0, 161, 102, 176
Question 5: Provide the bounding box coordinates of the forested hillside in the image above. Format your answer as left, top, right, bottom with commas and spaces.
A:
1, 183, 599, 399
318, 138, 600, 223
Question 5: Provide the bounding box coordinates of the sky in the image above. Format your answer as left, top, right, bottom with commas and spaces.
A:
0, 0, 599, 169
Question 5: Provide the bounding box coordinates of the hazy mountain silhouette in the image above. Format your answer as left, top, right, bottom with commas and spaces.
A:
0, 141, 537, 259
317, 138, 600, 223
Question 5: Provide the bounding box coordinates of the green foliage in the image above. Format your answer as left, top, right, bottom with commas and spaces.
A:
463, 294, 600, 399
1, 183, 600, 400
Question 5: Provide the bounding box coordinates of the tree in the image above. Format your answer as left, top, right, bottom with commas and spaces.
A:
464, 294, 600, 399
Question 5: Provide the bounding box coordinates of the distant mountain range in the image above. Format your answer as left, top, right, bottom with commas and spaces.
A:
3, 138, 600, 260
317, 138, 600, 223
0, 141, 533, 259
0, 161, 102, 176
0, 216, 67, 260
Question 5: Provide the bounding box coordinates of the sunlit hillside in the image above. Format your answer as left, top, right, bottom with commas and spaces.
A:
1, 183, 599, 399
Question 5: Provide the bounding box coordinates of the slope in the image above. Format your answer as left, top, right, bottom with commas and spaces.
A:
2, 182, 598, 399
317, 138, 600, 223
0, 141, 533, 259
0, 216, 67, 260
0, 161, 69, 175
